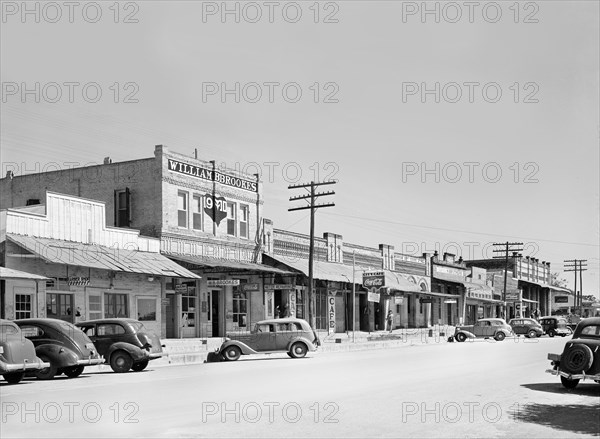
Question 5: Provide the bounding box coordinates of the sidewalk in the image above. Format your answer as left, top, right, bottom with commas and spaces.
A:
85, 326, 455, 373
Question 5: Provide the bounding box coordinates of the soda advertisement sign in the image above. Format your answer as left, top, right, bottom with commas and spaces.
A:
363, 271, 385, 288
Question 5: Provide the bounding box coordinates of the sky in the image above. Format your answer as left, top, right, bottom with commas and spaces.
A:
1, 1, 598, 298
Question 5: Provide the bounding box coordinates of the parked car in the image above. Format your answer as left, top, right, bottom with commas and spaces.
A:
454, 318, 513, 342
546, 317, 600, 389
509, 318, 543, 338
15, 318, 103, 380
217, 318, 320, 361
539, 316, 571, 337
75, 318, 164, 373
1, 319, 50, 384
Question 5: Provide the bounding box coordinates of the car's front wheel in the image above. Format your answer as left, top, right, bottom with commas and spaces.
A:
494, 332, 506, 341
110, 351, 133, 373
63, 366, 85, 378
527, 329, 538, 338
3, 372, 25, 384
35, 355, 57, 380
548, 329, 556, 337
223, 346, 241, 361
289, 342, 308, 359
131, 360, 149, 372
561, 376, 580, 389
455, 333, 467, 343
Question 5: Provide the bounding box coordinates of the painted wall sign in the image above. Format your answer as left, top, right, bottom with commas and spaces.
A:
419, 298, 434, 304
207, 279, 240, 286
264, 284, 295, 291
289, 291, 297, 317
168, 159, 258, 192
328, 294, 336, 334
363, 271, 385, 288
554, 296, 569, 303
203, 193, 228, 226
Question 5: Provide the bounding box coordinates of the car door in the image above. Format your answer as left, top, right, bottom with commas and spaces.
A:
253, 323, 276, 351
512, 320, 523, 335
482, 321, 494, 337
472, 321, 484, 336
275, 323, 295, 350
94, 323, 126, 356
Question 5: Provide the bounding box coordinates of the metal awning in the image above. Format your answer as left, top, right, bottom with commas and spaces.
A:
0, 267, 50, 281
6, 234, 200, 279
166, 254, 292, 275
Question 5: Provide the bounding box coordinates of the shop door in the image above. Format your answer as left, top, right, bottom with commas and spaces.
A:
166, 294, 175, 338
359, 294, 369, 331
211, 291, 220, 337
46, 293, 74, 323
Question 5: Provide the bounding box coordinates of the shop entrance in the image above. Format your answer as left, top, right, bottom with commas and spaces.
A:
211, 291, 220, 337
165, 294, 175, 338
359, 294, 369, 331
46, 293, 74, 323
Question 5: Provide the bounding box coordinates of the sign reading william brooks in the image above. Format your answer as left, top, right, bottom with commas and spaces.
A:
168, 159, 258, 192
363, 271, 385, 288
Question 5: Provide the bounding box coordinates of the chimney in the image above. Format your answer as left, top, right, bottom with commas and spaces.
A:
6, 170, 14, 179
103, 157, 112, 164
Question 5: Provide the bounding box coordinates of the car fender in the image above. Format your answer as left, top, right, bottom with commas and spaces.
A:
286, 337, 316, 352
219, 340, 258, 355
106, 342, 148, 363
35, 344, 79, 368
456, 330, 476, 339
497, 329, 512, 336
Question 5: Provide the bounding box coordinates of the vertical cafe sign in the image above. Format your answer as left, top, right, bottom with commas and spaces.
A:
328, 291, 336, 335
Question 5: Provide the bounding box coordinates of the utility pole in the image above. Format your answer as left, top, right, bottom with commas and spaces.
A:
288, 181, 336, 329
564, 259, 588, 315
492, 242, 523, 319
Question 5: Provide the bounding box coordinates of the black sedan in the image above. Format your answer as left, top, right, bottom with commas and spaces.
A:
75, 319, 164, 373
15, 318, 103, 380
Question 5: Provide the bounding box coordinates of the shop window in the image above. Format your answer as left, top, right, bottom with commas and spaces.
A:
295, 290, 304, 319
88, 294, 102, 320
114, 188, 131, 227
104, 293, 128, 318
137, 297, 157, 321
232, 290, 248, 328
419, 299, 423, 314
192, 195, 203, 231
239, 204, 249, 238
26, 198, 40, 206
15, 294, 32, 319
178, 191, 188, 228
227, 202, 236, 236
182, 287, 196, 327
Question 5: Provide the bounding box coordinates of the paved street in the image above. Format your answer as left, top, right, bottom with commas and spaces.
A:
2, 336, 599, 438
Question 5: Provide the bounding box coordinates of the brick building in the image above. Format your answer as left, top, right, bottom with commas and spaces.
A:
0, 145, 287, 338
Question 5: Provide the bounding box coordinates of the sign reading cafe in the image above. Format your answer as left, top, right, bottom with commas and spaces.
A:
168, 159, 258, 192
363, 271, 385, 288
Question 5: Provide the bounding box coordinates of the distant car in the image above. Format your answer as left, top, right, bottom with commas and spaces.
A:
75, 319, 164, 373
546, 317, 600, 389
217, 318, 320, 361
539, 316, 571, 337
454, 318, 513, 342
15, 318, 103, 380
1, 319, 50, 384
509, 318, 543, 338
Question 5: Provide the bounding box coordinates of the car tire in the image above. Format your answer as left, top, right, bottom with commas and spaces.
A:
131, 360, 149, 372
3, 372, 25, 384
286, 352, 294, 358
548, 329, 556, 337
290, 342, 308, 359
223, 346, 242, 361
34, 355, 57, 380
455, 333, 467, 343
560, 376, 580, 389
110, 351, 133, 373
63, 366, 85, 378
527, 329, 537, 338
562, 344, 594, 374
494, 332, 506, 342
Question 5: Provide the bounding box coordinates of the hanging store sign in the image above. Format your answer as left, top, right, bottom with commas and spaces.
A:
207, 279, 240, 287
168, 159, 258, 192
175, 285, 188, 294
444, 299, 457, 304
264, 284, 295, 291
394, 296, 404, 305
554, 296, 569, 303
241, 283, 260, 292
363, 271, 385, 288
328, 293, 336, 335
203, 193, 228, 226
505, 292, 522, 301
419, 298, 434, 304
368, 291, 380, 303
68, 277, 90, 286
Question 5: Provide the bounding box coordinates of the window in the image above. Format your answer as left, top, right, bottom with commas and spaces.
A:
182, 286, 196, 327
239, 204, 249, 238
26, 199, 40, 206
232, 289, 248, 328
15, 294, 32, 319
114, 188, 131, 227
104, 293, 128, 318
97, 323, 126, 336
137, 297, 157, 321
88, 295, 102, 320
227, 202, 236, 236
192, 195, 203, 231
178, 191, 188, 228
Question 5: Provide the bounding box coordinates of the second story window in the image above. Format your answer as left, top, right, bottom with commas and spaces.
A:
227, 202, 236, 236
192, 195, 203, 231
239, 204, 249, 238
178, 191, 188, 228
114, 188, 131, 227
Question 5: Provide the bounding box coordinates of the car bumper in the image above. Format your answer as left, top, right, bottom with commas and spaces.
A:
76, 357, 105, 366
546, 368, 600, 381
1, 360, 51, 373
148, 352, 164, 360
